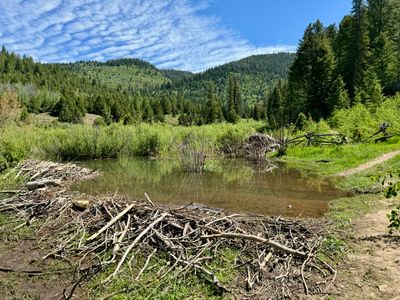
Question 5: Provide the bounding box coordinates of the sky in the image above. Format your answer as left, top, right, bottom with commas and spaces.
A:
0, 0, 352, 72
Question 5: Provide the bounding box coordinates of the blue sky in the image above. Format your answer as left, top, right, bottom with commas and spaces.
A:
0, 0, 352, 72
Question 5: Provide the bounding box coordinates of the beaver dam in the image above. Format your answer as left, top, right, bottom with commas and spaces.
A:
74, 157, 350, 217
0, 160, 341, 299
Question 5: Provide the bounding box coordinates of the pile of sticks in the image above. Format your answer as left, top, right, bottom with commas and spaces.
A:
221, 133, 280, 164
243, 133, 280, 162
0, 160, 337, 298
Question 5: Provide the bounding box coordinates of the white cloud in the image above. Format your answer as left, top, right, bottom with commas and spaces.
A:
0, 0, 295, 72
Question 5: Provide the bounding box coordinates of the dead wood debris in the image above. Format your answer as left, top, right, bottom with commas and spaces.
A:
0, 160, 337, 299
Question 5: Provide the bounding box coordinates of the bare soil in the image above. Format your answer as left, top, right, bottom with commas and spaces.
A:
336, 150, 400, 177
0, 237, 83, 300
336, 197, 400, 300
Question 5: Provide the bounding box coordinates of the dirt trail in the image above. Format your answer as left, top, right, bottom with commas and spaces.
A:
336, 198, 400, 300
337, 150, 400, 177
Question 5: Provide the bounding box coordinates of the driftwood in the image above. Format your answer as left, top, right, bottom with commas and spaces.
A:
87, 203, 135, 242
26, 179, 62, 191
0, 160, 336, 299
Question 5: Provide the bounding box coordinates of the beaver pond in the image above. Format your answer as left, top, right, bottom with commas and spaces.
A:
74, 157, 351, 217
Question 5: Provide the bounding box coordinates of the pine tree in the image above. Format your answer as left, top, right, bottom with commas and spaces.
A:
354, 70, 384, 108
267, 81, 285, 128
367, 0, 389, 39
328, 76, 350, 111
335, 15, 355, 97
351, 0, 371, 96
225, 75, 240, 123
205, 82, 223, 123
367, 0, 398, 86
55, 90, 85, 124
233, 79, 242, 117
141, 98, 154, 123
287, 20, 335, 120
149, 99, 164, 123
371, 33, 397, 86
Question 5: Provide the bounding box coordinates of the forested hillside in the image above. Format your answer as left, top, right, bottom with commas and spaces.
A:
0, 47, 154, 124
62, 58, 171, 93
0, 45, 294, 126
162, 53, 295, 105
160, 69, 194, 82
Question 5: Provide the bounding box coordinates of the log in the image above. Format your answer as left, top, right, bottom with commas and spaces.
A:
87, 203, 135, 242
26, 179, 62, 191
201, 232, 307, 257
0, 190, 20, 194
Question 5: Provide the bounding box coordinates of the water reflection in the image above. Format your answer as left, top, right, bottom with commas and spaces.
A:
74, 157, 351, 217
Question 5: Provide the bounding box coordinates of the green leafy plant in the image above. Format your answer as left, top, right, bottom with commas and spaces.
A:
384, 176, 400, 234
387, 205, 400, 234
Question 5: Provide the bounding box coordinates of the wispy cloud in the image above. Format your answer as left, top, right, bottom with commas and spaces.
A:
0, 0, 296, 72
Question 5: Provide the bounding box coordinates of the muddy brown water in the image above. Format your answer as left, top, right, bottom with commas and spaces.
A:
74, 157, 351, 218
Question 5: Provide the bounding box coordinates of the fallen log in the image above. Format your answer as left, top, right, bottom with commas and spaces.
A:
26, 179, 62, 191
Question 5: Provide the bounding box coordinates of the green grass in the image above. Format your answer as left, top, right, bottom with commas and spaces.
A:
327, 194, 381, 232
339, 155, 400, 193
316, 193, 385, 266
0, 120, 262, 167
87, 248, 240, 300
280, 136, 400, 176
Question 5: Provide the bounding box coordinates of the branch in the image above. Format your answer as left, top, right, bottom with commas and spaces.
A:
104, 212, 168, 282
201, 232, 307, 257
87, 203, 135, 242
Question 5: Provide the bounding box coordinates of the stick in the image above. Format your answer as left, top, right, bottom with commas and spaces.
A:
201, 232, 307, 257
0, 190, 20, 194
259, 252, 273, 271
105, 213, 168, 282
113, 215, 131, 253
170, 254, 227, 291
0, 266, 42, 274
144, 193, 155, 207
135, 249, 156, 280
87, 203, 135, 242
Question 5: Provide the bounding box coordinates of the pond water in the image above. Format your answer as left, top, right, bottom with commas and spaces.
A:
74, 157, 350, 218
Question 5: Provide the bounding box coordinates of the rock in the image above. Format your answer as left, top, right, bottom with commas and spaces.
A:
378, 284, 388, 293
73, 200, 91, 211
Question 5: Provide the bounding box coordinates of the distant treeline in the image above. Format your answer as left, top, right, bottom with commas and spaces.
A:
0, 47, 292, 125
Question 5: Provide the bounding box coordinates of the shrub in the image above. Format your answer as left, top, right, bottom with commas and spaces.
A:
93, 117, 106, 127
330, 104, 376, 142
374, 95, 400, 135
0, 91, 20, 127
